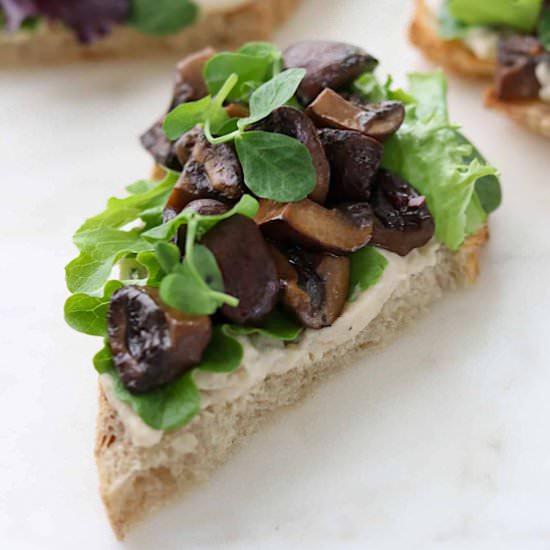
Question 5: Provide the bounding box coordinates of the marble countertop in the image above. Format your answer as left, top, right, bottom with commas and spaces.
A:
1, 0, 549, 548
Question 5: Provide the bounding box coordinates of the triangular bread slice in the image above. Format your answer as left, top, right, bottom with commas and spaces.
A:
409, 0, 550, 138
0, 0, 300, 66
96, 227, 488, 540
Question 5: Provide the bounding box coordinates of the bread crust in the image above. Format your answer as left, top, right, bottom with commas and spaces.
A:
484, 87, 550, 138
408, 0, 495, 77
0, 0, 300, 66
96, 228, 489, 539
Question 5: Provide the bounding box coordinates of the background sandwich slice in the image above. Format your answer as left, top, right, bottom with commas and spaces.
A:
0, 0, 300, 66
409, 0, 550, 138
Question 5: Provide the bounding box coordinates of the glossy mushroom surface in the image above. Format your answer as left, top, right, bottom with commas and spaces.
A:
108, 286, 212, 393
269, 245, 350, 329
495, 36, 545, 100
319, 128, 383, 203
308, 89, 405, 140
171, 47, 216, 108
252, 106, 330, 203
165, 127, 244, 214
255, 198, 373, 254
140, 48, 215, 170
369, 169, 435, 256
202, 215, 279, 325
283, 41, 378, 104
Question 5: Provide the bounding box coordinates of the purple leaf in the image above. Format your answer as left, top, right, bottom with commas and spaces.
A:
0, 0, 39, 31
1, 0, 131, 43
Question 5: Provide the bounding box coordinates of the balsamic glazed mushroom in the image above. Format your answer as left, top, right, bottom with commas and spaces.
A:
255, 198, 374, 254
283, 41, 378, 105
269, 245, 350, 329
318, 128, 383, 203
369, 169, 435, 256
108, 286, 212, 393
251, 106, 331, 203
307, 89, 405, 141
202, 215, 279, 325
165, 127, 244, 214
140, 48, 215, 170
163, 199, 230, 251
495, 36, 546, 100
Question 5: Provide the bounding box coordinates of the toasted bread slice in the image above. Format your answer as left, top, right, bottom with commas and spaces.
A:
96, 227, 489, 540
485, 87, 550, 138
410, 0, 550, 138
0, 0, 299, 66
409, 0, 495, 77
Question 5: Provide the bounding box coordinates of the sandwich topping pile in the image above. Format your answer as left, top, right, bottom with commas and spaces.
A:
64, 40, 501, 446
0, 0, 240, 44
430, 0, 550, 102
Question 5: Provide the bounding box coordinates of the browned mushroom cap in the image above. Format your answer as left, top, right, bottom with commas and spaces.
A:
171, 47, 216, 108
307, 89, 405, 140
140, 48, 215, 170
318, 128, 383, 203
370, 169, 435, 256
164, 199, 231, 251
108, 286, 212, 393
251, 106, 330, 203
269, 245, 350, 329
495, 36, 545, 100
255, 198, 373, 254
283, 41, 378, 105
165, 127, 244, 214
202, 215, 279, 325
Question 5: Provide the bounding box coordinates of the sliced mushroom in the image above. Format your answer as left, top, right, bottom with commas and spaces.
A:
255, 198, 373, 254
108, 286, 212, 393
164, 199, 230, 251
225, 103, 250, 118
165, 127, 244, 214
140, 48, 215, 170
495, 36, 545, 100
307, 89, 404, 140
140, 121, 182, 172
269, 245, 350, 328
171, 47, 216, 108
202, 215, 279, 325
251, 106, 330, 203
370, 169, 435, 256
318, 128, 382, 203
283, 41, 378, 105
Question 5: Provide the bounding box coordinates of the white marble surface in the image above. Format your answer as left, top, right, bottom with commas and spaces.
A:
1, 0, 550, 548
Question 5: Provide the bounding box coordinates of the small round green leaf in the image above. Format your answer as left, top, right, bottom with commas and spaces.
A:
235, 131, 316, 202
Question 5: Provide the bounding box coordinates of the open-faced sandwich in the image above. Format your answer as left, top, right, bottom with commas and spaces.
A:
64, 40, 501, 539
410, 0, 550, 137
0, 0, 298, 65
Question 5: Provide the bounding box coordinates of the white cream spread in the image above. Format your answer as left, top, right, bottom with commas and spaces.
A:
100, 374, 164, 447
535, 61, 550, 103
463, 27, 499, 60
101, 241, 441, 448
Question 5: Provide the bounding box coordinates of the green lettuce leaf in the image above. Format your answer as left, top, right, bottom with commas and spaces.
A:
64, 280, 123, 336
438, 2, 471, 39
448, 0, 543, 32
538, 7, 550, 49
225, 309, 303, 341
382, 71, 499, 250
128, 0, 199, 37
348, 248, 389, 301
98, 325, 244, 430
